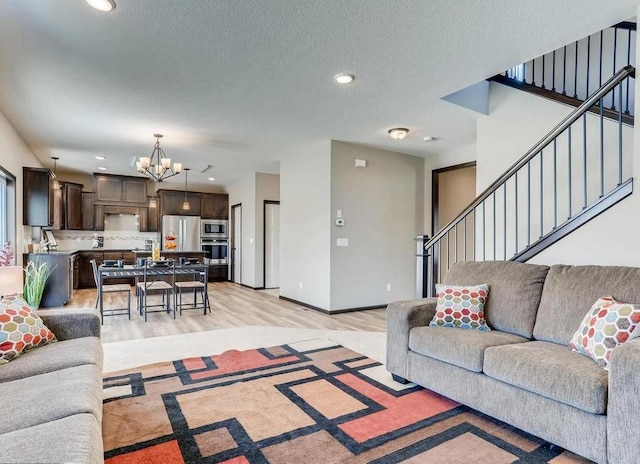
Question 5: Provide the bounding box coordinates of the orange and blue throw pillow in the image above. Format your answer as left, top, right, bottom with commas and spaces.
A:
429, 283, 491, 331
0, 295, 56, 365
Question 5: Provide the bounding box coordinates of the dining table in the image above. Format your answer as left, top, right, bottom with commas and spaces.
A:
98, 262, 210, 317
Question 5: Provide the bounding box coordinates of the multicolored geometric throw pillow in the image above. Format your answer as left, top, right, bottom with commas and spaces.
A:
429, 284, 491, 331
0, 296, 56, 365
569, 296, 640, 370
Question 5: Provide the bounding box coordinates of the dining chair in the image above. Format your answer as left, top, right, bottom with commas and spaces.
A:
174, 266, 210, 315
137, 260, 176, 321
91, 259, 131, 324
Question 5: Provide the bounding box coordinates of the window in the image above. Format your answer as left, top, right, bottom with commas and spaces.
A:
0, 166, 16, 261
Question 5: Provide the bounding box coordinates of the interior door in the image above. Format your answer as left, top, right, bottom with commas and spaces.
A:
232, 204, 242, 284
264, 202, 280, 288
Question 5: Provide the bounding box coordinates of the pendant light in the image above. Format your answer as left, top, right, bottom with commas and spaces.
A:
148, 180, 158, 208
182, 168, 190, 211
51, 156, 60, 190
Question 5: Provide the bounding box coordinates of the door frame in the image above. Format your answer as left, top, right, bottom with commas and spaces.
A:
431, 161, 477, 236
263, 200, 280, 289
231, 203, 242, 284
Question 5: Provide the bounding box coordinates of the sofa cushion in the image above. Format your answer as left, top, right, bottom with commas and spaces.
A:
0, 413, 103, 464
0, 363, 103, 434
0, 337, 103, 383
533, 265, 640, 345
409, 326, 529, 372
444, 261, 549, 338
484, 341, 608, 414
0, 297, 56, 364
429, 284, 490, 331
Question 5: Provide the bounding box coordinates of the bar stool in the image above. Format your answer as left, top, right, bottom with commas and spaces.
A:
174, 267, 209, 315
91, 259, 131, 324
137, 260, 176, 321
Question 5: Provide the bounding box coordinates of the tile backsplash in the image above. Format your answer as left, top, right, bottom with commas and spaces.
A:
53, 230, 160, 251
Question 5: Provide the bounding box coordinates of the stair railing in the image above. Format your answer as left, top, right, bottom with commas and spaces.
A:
422, 65, 635, 297
502, 22, 636, 118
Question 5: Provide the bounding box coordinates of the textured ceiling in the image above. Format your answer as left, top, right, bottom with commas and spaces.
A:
0, 0, 637, 187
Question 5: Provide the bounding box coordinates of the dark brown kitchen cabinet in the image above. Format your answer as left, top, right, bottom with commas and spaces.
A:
82, 192, 96, 230
94, 205, 105, 231
78, 253, 99, 288
147, 198, 159, 232
95, 174, 147, 205
139, 207, 149, 232
63, 182, 83, 230
23, 167, 54, 226
158, 189, 201, 216
201, 193, 228, 219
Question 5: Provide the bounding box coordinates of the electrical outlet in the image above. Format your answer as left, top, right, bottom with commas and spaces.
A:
386, 283, 392, 292
299, 282, 303, 290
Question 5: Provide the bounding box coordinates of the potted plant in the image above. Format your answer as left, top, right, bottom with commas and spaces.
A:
23, 259, 55, 310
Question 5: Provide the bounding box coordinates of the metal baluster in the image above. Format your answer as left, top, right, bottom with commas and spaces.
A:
492, 192, 496, 260
540, 150, 544, 238
599, 31, 603, 88
626, 30, 631, 114
438, 239, 442, 282
573, 41, 579, 99
473, 209, 476, 260
527, 161, 531, 246
600, 97, 604, 197
454, 222, 458, 266
541, 54, 546, 89
503, 183, 507, 260
523, 62, 527, 84
553, 139, 557, 228
583, 114, 587, 208
619, 82, 623, 185
482, 201, 486, 260
463, 215, 467, 261
532, 58, 536, 86
568, 126, 573, 218
514, 172, 519, 256
612, 27, 618, 110
562, 45, 567, 95
586, 36, 591, 98
446, 232, 450, 271
552, 50, 556, 91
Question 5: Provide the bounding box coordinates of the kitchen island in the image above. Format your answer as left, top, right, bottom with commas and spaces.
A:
23, 251, 79, 308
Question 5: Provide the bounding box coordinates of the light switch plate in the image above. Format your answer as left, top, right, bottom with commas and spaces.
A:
337, 238, 349, 247
336, 218, 345, 226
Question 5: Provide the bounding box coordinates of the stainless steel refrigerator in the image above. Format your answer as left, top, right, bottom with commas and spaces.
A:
162, 215, 201, 252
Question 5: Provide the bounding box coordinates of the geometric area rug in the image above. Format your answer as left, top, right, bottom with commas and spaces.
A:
102, 340, 591, 463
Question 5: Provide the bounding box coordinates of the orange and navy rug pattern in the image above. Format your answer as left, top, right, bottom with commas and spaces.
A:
102, 340, 590, 463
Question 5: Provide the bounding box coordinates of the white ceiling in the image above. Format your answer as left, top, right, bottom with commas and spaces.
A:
0, 0, 637, 188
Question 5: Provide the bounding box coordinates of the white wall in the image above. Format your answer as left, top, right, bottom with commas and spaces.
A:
477, 77, 637, 266
0, 109, 42, 265
330, 142, 424, 310
279, 141, 332, 309
227, 173, 256, 287
254, 173, 280, 288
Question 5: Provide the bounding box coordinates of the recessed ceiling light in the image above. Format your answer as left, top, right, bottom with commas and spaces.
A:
86, 0, 116, 12
95, 155, 106, 160
208, 177, 216, 181
335, 73, 355, 84
423, 136, 436, 142
98, 166, 108, 171
388, 128, 409, 140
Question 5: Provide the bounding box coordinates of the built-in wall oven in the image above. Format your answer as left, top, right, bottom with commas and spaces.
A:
201, 219, 228, 239
201, 239, 228, 264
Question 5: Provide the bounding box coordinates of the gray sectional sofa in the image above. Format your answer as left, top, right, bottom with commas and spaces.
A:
387, 261, 640, 464
0, 308, 104, 463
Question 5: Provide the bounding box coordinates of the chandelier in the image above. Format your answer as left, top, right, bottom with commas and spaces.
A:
136, 134, 182, 182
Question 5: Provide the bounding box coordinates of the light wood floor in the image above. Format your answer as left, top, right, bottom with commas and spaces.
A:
66, 283, 387, 343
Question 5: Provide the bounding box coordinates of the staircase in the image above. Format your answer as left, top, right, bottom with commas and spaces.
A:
421, 64, 636, 298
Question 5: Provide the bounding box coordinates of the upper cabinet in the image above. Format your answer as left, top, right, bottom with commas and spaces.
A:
63, 182, 84, 230
201, 193, 228, 219
81, 192, 96, 231
95, 174, 147, 205
23, 167, 53, 226
157, 189, 201, 216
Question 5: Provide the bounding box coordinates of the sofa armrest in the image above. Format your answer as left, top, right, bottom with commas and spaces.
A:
607, 338, 640, 464
36, 309, 101, 341
386, 298, 437, 379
